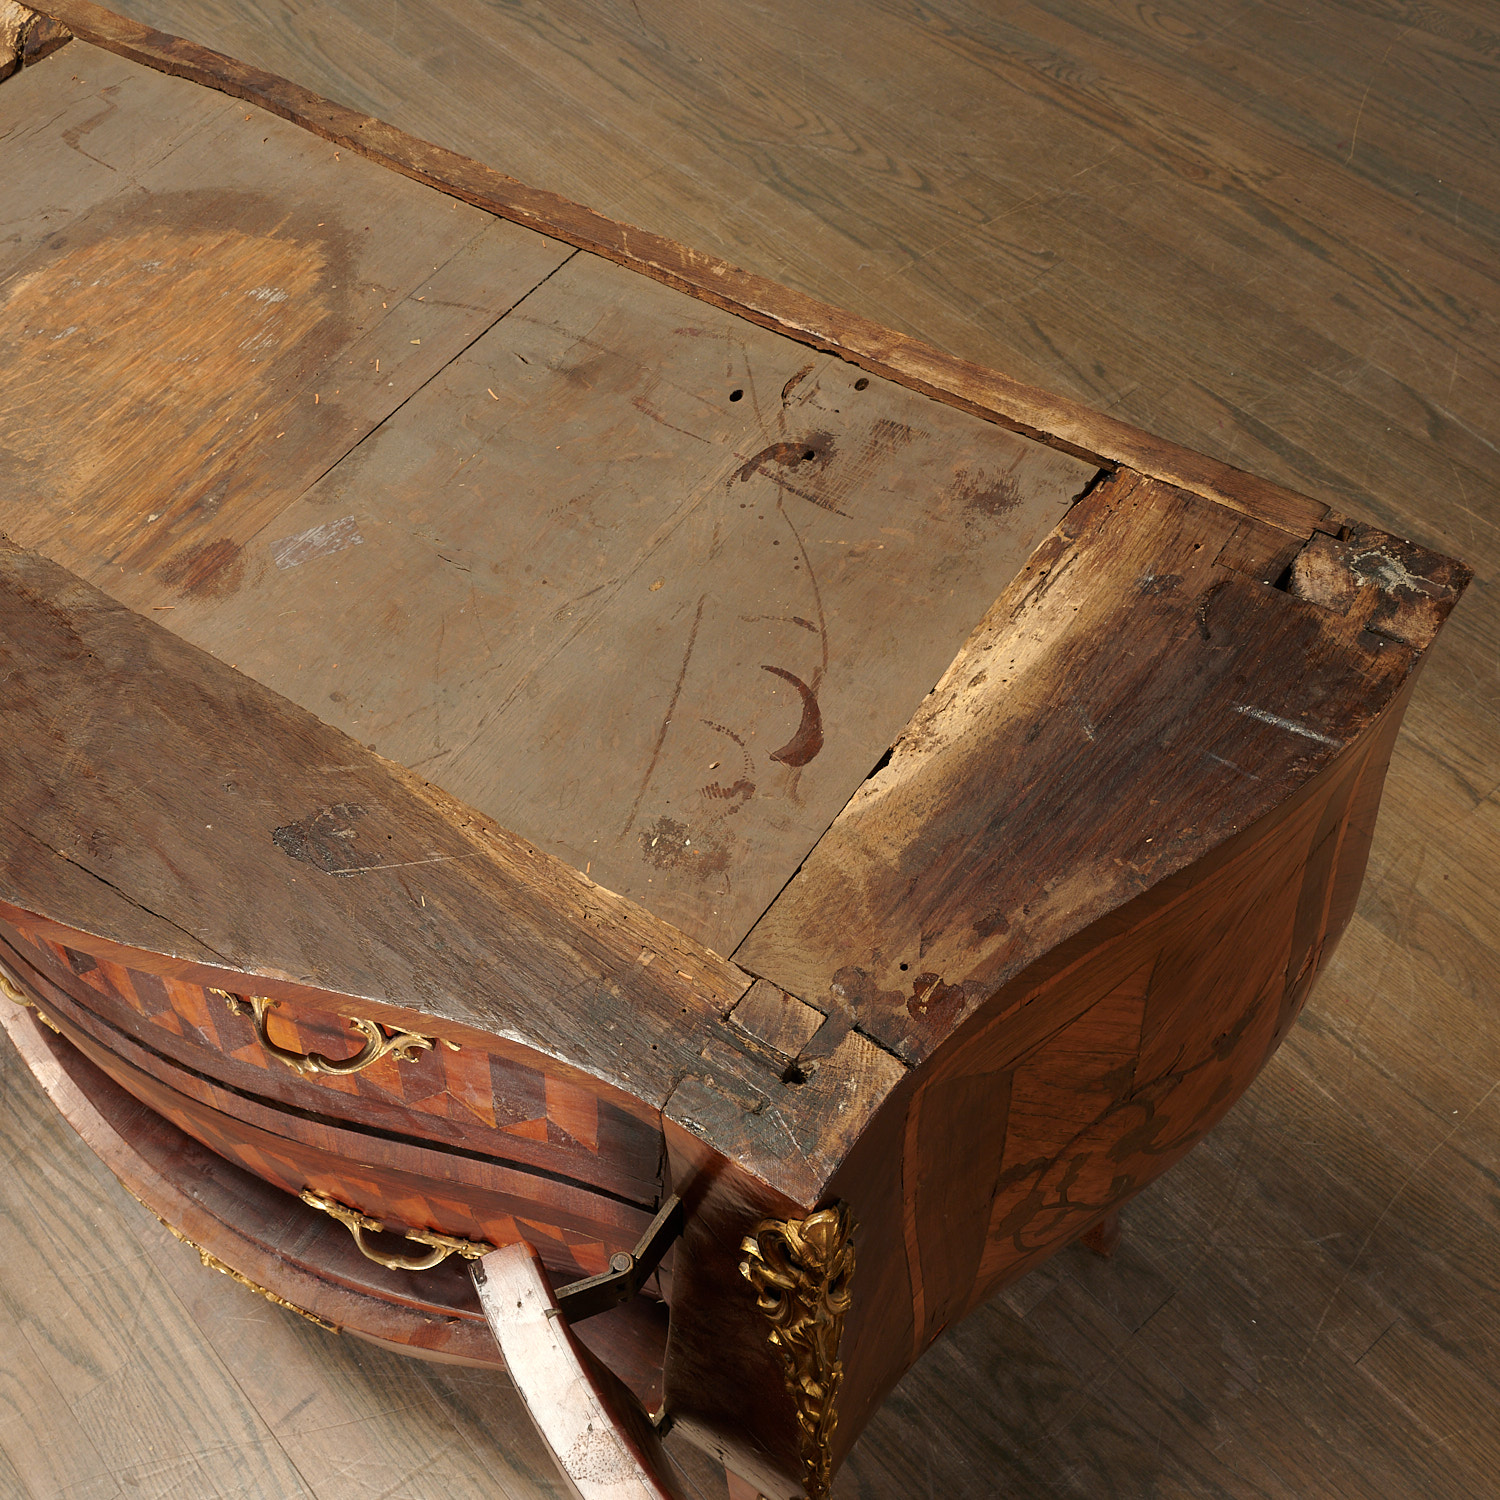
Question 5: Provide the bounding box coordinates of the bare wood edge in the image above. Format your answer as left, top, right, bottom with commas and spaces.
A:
32, 0, 1328, 537
0, 994, 508, 1362
472, 1241, 689, 1500
0, 534, 756, 1122
0, 1, 70, 78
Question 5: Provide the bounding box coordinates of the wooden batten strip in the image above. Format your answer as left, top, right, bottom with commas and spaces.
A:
35, 0, 1328, 537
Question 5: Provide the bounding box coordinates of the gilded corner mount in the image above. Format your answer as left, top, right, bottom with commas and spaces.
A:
739, 1202, 856, 1500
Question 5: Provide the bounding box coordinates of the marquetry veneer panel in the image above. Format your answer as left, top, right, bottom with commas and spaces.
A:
0, 914, 662, 1206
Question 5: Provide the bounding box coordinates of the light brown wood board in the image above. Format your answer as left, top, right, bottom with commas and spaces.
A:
154, 251, 1094, 954
25, 0, 1344, 537
2, 41, 1096, 958
0, 44, 572, 610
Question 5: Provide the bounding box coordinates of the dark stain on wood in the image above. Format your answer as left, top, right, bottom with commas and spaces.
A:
269, 802, 373, 875
59, 78, 119, 154
702, 778, 755, 803
638, 815, 731, 879
954, 467, 1022, 520
905, 973, 966, 1027
158, 537, 243, 599
780, 364, 815, 403
0, 570, 87, 668
735, 431, 835, 485
762, 664, 824, 767
1289, 523, 1470, 650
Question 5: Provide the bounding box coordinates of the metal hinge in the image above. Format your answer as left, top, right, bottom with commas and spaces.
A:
552, 1194, 684, 1323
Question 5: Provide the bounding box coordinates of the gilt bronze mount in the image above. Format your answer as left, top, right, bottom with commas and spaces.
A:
740, 1203, 856, 1500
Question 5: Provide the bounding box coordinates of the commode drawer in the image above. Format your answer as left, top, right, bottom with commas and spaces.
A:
0, 913, 662, 1208
0, 935, 657, 1290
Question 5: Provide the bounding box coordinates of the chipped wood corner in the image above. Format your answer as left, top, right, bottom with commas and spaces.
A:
0, 0, 69, 78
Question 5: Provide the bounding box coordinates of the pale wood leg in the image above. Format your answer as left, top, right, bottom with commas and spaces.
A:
725, 1470, 767, 1500
472, 1243, 688, 1499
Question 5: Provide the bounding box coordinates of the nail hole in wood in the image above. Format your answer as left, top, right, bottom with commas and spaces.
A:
854, 377, 869, 390
729, 388, 743, 401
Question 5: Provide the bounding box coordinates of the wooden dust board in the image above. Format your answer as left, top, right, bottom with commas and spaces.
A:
166, 256, 1097, 951
1, 43, 1098, 955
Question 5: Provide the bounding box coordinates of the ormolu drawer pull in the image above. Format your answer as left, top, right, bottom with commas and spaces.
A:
0, 964, 60, 1033
299, 1189, 490, 1272
211, 990, 456, 1077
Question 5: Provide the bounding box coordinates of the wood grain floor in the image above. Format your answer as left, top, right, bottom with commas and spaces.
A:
2, 1, 1496, 1496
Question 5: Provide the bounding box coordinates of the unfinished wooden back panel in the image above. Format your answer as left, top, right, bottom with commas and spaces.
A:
0, 43, 1097, 955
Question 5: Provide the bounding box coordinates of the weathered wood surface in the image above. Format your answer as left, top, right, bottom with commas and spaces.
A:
0, 531, 920, 1221
735, 472, 1466, 1064
3, 41, 1094, 958
0, 1, 1495, 1497
26, 0, 1334, 536
0, 535, 750, 1106
0, 46, 573, 615
161, 252, 1092, 954
0, 0, 69, 75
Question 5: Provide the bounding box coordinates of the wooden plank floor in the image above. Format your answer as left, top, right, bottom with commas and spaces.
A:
2, 1, 1496, 1496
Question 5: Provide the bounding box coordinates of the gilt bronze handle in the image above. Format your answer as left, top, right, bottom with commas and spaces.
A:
299, 1189, 491, 1271
211, 989, 456, 1077
0, 964, 60, 1032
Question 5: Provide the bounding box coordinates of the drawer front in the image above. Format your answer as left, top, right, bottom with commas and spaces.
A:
0, 914, 662, 1207
26, 976, 649, 1288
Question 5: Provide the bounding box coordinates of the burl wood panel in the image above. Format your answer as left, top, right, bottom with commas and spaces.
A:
0, 914, 664, 1204
0, 44, 571, 611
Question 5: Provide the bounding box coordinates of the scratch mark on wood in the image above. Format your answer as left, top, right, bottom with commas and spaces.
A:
630, 392, 711, 444
1233, 704, 1341, 747
270, 514, 364, 569
1203, 750, 1261, 780
621, 594, 707, 837
331, 852, 485, 875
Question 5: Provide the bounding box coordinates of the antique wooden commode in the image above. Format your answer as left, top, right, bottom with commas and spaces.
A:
0, 6, 1471, 1497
